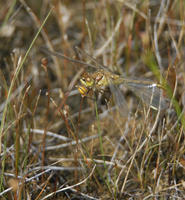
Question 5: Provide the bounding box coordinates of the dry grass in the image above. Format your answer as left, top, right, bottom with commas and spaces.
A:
0, 0, 185, 199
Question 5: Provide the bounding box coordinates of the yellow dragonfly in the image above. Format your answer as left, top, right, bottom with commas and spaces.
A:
42, 47, 169, 111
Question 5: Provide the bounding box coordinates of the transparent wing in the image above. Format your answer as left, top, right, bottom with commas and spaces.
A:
122, 78, 169, 110
41, 47, 98, 70
74, 47, 113, 72
107, 78, 129, 116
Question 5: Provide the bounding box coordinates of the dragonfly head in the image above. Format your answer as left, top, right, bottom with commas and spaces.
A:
77, 72, 94, 97
80, 72, 94, 88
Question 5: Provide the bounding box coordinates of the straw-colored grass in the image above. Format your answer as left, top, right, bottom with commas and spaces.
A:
0, 0, 184, 199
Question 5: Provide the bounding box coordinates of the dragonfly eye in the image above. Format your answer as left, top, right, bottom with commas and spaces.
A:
80, 77, 87, 86
80, 76, 94, 87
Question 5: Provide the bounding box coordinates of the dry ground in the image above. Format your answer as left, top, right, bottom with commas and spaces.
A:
0, 0, 185, 199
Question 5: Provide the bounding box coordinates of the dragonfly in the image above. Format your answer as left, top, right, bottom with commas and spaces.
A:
41, 47, 169, 111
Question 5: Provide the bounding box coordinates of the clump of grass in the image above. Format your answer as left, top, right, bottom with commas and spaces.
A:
0, 0, 185, 199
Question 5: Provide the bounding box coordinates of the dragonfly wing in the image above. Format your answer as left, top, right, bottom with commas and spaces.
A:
124, 80, 169, 110
108, 79, 129, 116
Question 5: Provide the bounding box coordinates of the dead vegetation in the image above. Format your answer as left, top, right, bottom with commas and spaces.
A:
0, 0, 185, 199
